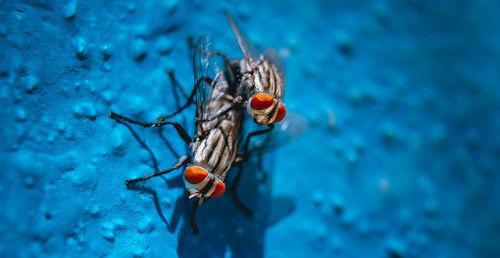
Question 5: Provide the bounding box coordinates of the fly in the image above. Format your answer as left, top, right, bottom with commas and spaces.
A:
226, 12, 287, 126
108, 13, 305, 235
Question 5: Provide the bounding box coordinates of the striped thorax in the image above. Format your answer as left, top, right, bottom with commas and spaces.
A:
239, 58, 286, 126
226, 12, 287, 126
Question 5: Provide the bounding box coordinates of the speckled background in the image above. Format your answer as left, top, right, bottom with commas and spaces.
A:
1, 0, 499, 257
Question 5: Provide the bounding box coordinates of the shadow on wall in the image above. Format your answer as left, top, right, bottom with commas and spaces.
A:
114, 110, 295, 257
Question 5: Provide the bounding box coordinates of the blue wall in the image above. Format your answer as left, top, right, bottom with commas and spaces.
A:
1, 0, 499, 257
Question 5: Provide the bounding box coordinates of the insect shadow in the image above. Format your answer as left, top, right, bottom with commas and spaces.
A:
117, 116, 295, 256
115, 119, 185, 232
111, 30, 297, 254
176, 154, 296, 258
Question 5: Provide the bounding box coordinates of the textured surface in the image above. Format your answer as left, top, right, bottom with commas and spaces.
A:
1, 0, 500, 257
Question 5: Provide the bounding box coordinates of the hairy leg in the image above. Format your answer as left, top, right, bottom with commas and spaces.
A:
125, 156, 190, 185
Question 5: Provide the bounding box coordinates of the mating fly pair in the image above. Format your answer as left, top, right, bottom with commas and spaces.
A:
109, 12, 304, 234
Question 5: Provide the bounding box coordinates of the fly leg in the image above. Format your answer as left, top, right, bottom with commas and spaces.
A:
229, 125, 275, 216
167, 70, 190, 100
207, 51, 236, 83
125, 156, 190, 185
230, 162, 253, 217
190, 200, 200, 234
209, 51, 232, 69
201, 96, 244, 122
160, 68, 193, 157
114, 119, 160, 171
156, 71, 196, 121
157, 76, 213, 121
109, 112, 192, 145
241, 124, 275, 161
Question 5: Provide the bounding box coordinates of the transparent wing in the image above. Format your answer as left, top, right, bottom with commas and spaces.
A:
245, 112, 307, 156
225, 11, 260, 64
193, 35, 225, 120
263, 48, 285, 85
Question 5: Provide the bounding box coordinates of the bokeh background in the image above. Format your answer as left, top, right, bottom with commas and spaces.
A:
1, 0, 499, 257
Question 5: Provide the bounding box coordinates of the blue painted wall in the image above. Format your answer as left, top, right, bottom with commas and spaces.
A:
1, 0, 499, 257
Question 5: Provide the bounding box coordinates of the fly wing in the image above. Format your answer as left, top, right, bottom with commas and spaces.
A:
193, 35, 225, 120
225, 11, 260, 64
245, 112, 307, 156
263, 48, 285, 86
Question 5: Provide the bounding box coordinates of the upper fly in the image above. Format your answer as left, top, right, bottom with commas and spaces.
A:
225, 12, 287, 126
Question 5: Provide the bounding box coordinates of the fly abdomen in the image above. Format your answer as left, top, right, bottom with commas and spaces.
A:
239, 59, 283, 100
192, 116, 240, 181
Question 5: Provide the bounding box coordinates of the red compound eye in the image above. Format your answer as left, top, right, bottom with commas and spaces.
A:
273, 104, 286, 123
211, 181, 226, 198
251, 93, 274, 110
184, 166, 208, 184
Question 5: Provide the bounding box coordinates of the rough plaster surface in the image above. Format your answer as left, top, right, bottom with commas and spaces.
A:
1, 0, 499, 257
